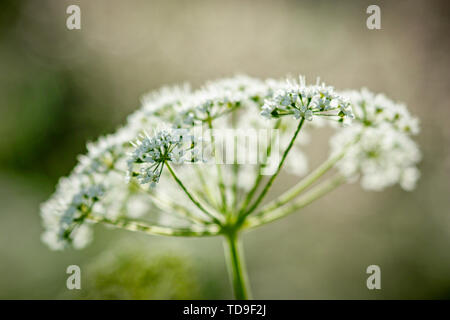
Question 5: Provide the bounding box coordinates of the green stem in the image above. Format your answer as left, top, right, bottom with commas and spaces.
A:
258, 149, 347, 215
194, 165, 218, 209
207, 118, 228, 212
231, 111, 239, 212
239, 119, 281, 213
251, 133, 360, 217
245, 174, 346, 229
134, 182, 210, 225
223, 231, 251, 300
238, 118, 305, 223
86, 214, 219, 237
166, 162, 223, 225
239, 169, 263, 213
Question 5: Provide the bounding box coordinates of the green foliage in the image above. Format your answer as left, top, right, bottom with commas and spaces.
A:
76, 248, 208, 300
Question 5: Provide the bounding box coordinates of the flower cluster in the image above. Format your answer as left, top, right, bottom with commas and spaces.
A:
330, 89, 421, 191
177, 75, 271, 125
127, 128, 200, 187
344, 88, 420, 134
127, 84, 192, 132
40, 175, 104, 250
74, 127, 136, 175
261, 77, 354, 124
40, 75, 421, 252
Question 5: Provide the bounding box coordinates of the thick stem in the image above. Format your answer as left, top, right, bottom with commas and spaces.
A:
223, 231, 252, 300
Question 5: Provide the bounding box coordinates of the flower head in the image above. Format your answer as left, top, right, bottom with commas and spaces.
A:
344, 88, 420, 134
331, 89, 421, 191
126, 84, 192, 131
261, 77, 354, 124
74, 127, 135, 175
178, 75, 270, 125
127, 128, 201, 187
40, 174, 104, 250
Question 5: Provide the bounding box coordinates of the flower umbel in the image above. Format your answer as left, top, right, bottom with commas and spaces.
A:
40, 75, 421, 299
261, 77, 354, 124
40, 174, 104, 250
330, 88, 421, 191
128, 128, 200, 188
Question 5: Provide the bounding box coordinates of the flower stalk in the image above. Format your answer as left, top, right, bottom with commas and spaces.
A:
165, 162, 223, 225
238, 117, 305, 224
245, 174, 346, 229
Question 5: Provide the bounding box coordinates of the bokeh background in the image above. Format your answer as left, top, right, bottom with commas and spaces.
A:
1, 0, 449, 299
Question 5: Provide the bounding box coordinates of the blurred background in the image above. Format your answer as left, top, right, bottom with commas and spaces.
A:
0, 0, 449, 299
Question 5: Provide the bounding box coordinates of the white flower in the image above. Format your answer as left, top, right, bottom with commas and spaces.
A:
329, 88, 421, 191
261, 77, 354, 124
400, 167, 421, 191
74, 126, 136, 175
343, 88, 420, 135
331, 122, 421, 191
128, 128, 200, 188
177, 75, 271, 124
40, 174, 104, 250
